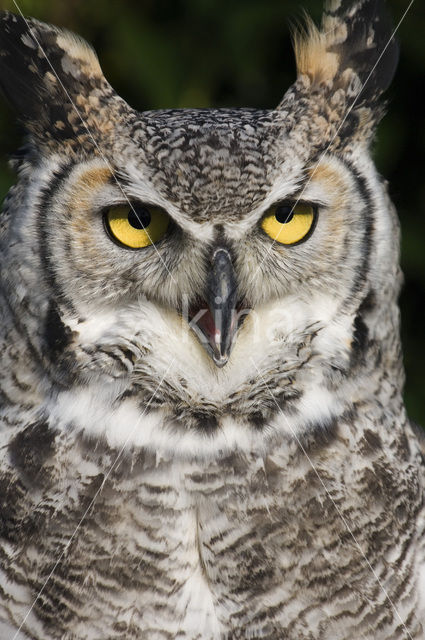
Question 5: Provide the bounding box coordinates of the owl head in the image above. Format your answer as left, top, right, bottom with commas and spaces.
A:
0, 2, 401, 455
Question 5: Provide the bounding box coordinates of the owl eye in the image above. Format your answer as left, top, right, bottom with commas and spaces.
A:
104, 203, 170, 249
261, 202, 316, 246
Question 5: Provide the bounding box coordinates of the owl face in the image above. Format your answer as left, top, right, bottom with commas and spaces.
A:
0, 6, 401, 456
35, 111, 370, 333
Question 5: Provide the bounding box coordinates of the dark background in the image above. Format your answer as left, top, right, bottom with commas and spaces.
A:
1, 0, 424, 424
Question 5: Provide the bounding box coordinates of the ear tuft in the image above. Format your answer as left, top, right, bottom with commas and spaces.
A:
294, 0, 399, 100
0, 11, 125, 151
280, 0, 399, 151
293, 17, 340, 86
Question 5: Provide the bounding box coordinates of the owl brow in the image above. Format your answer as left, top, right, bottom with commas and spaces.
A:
10, 0, 177, 284
10, 356, 177, 640
250, 0, 414, 279
110, 172, 155, 206
249, 358, 417, 639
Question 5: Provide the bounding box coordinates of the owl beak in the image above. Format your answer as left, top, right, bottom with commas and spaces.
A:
189, 247, 240, 367
206, 247, 239, 367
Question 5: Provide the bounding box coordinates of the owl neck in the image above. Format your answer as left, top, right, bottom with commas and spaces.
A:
0, 280, 408, 462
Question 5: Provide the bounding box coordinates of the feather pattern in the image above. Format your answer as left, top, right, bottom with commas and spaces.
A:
1, 2, 424, 639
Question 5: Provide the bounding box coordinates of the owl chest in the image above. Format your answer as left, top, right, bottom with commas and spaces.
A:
4, 441, 425, 640
100, 464, 425, 640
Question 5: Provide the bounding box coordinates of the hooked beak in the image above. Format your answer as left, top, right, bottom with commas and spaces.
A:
189, 247, 244, 367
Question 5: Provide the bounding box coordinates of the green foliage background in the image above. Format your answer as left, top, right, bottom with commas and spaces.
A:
1, 0, 424, 423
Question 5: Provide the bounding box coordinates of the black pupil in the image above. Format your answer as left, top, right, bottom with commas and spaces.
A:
128, 205, 151, 229
275, 205, 294, 224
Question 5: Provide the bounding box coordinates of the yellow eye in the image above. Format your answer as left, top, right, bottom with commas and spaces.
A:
261, 202, 316, 246
104, 203, 169, 249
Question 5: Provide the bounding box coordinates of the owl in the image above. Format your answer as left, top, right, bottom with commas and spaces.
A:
0, 1, 424, 639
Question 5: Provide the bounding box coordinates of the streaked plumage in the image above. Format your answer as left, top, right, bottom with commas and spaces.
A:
1, 1, 424, 638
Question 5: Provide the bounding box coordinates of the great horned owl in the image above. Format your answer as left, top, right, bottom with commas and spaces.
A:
0, 1, 424, 639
